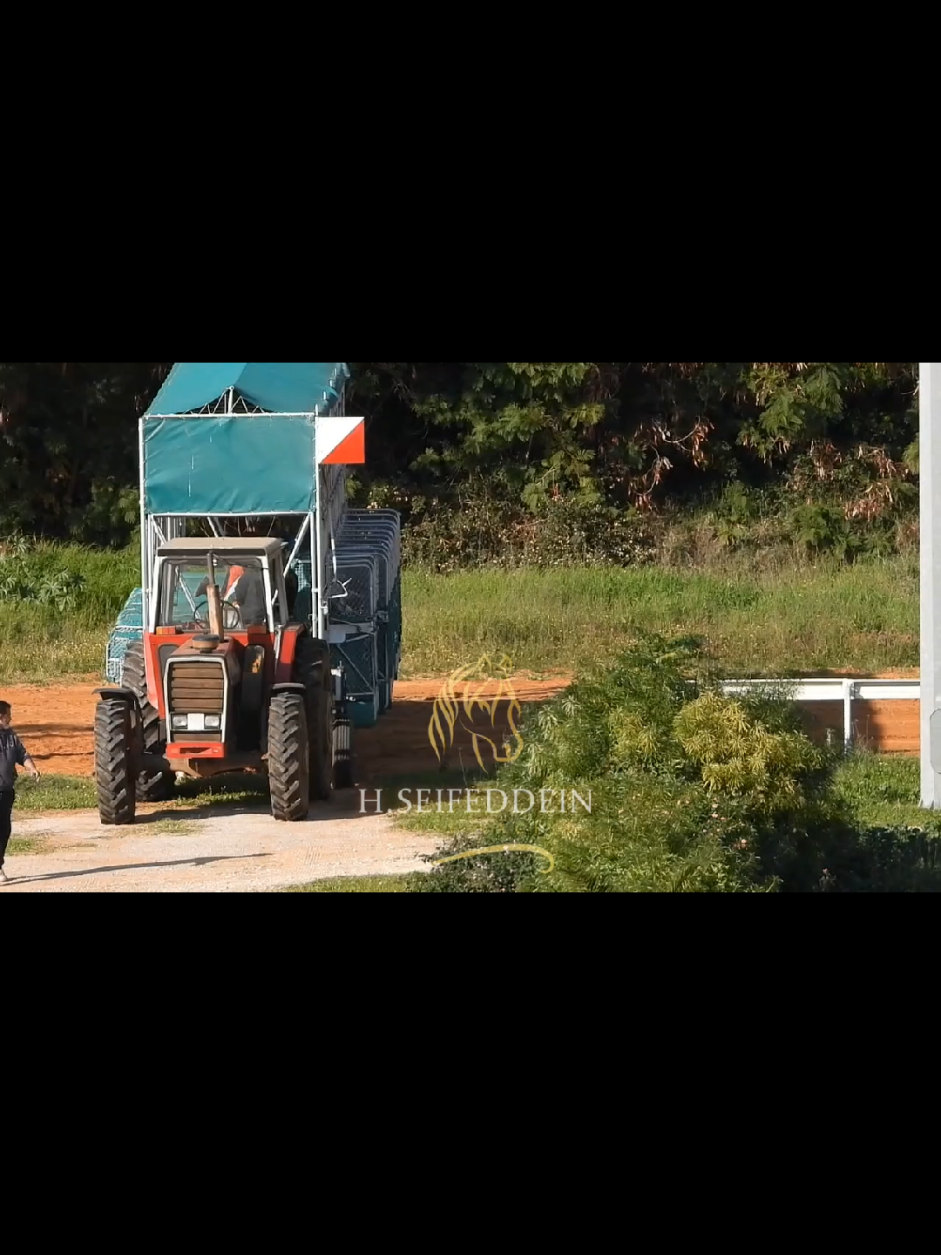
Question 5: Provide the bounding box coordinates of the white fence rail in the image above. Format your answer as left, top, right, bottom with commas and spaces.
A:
717, 678, 919, 748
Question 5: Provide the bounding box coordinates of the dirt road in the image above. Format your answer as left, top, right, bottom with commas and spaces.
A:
0, 676, 573, 779
1, 795, 445, 893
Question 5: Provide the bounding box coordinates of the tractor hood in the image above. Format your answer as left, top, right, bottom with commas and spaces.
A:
168, 636, 243, 684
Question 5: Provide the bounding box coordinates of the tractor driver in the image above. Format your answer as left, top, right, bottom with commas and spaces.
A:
196, 562, 267, 629
224, 563, 267, 627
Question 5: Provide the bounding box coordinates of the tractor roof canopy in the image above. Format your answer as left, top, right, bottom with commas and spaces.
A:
157, 537, 286, 560
146, 363, 349, 417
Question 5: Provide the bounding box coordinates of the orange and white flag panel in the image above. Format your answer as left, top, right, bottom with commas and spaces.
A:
316, 416, 366, 465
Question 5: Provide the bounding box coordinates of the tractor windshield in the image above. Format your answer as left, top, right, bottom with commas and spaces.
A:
158, 555, 271, 630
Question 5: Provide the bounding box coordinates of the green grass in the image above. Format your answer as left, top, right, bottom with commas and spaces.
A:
400, 559, 919, 677
7, 832, 53, 855
12, 769, 487, 821
377, 768, 500, 840
14, 776, 98, 812
171, 775, 270, 809
281, 876, 410, 892
384, 765, 527, 845
832, 752, 927, 828
11, 772, 271, 814
0, 542, 923, 686
148, 818, 197, 835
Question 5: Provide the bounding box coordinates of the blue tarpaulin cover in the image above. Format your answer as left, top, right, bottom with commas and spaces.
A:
143, 416, 317, 514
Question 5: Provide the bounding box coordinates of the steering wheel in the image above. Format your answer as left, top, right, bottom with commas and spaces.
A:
190, 595, 242, 632
192, 595, 210, 631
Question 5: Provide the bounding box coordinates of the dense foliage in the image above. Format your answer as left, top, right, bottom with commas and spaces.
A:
0, 363, 921, 561
408, 637, 941, 893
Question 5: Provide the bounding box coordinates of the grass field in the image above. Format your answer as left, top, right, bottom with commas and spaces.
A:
401, 560, 920, 677
0, 542, 922, 683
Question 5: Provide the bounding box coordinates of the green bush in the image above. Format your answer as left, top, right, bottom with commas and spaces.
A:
0, 549, 86, 610
401, 492, 662, 573
787, 504, 858, 560
814, 823, 941, 892
408, 635, 941, 893
393, 471, 918, 574
0, 536, 137, 620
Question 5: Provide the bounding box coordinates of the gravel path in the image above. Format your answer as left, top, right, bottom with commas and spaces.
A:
1, 795, 442, 893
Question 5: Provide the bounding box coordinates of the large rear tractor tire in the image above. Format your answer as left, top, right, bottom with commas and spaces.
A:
294, 635, 333, 801
268, 691, 310, 822
95, 698, 138, 825
122, 639, 174, 803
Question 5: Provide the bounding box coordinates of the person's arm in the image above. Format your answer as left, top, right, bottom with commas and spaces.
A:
15, 735, 40, 779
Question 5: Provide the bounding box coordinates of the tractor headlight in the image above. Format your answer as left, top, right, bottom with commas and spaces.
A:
205, 715, 222, 730
171, 715, 188, 730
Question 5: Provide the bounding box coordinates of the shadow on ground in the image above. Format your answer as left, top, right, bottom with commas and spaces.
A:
9, 852, 273, 886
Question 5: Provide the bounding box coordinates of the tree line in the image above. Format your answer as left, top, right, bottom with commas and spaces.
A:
0, 362, 920, 546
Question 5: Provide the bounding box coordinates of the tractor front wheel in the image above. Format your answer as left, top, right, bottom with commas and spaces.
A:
268, 691, 310, 822
95, 698, 138, 825
122, 639, 174, 803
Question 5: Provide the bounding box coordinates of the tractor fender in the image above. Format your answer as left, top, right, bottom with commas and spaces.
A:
270, 682, 307, 696
94, 687, 139, 704
93, 687, 144, 765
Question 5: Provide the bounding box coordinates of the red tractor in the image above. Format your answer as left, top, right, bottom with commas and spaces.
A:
94, 537, 352, 825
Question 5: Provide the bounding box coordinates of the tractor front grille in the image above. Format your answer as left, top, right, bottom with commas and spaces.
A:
167, 659, 225, 741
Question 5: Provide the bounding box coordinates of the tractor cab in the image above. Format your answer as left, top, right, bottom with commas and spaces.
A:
152, 536, 290, 639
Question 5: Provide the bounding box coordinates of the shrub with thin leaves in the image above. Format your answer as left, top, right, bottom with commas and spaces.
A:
674, 690, 827, 815
408, 634, 941, 893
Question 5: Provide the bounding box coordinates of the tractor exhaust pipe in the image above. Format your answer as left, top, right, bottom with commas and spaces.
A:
206, 553, 225, 641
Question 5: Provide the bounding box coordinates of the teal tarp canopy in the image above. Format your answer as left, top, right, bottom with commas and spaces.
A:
144, 416, 317, 515
145, 362, 349, 417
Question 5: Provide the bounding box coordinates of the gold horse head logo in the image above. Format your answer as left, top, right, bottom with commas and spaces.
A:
428, 654, 524, 772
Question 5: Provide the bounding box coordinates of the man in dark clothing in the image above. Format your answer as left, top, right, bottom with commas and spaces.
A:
0, 700, 41, 884
195, 563, 268, 629
226, 566, 268, 626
